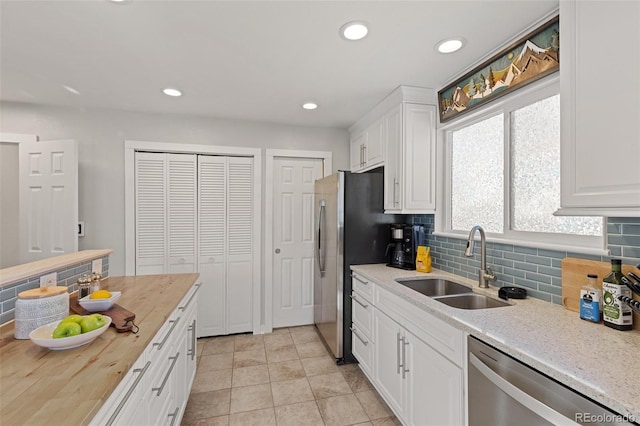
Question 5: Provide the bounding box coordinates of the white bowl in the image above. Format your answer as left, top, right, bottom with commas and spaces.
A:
78, 291, 121, 312
29, 316, 112, 350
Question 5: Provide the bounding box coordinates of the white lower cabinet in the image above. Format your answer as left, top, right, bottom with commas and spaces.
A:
353, 276, 464, 426
90, 282, 200, 426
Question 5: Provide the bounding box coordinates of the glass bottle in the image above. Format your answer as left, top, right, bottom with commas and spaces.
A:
602, 259, 632, 331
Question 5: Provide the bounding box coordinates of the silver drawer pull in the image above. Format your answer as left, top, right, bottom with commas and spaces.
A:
350, 326, 369, 346
152, 352, 180, 396
106, 361, 151, 426
168, 406, 180, 426
351, 274, 369, 285
153, 317, 180, 350
188, 319, 197, 360
178, 283, 201, 311
349, 293, 368, 308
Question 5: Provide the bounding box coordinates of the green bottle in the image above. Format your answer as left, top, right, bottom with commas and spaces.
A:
602, 259, 632, 331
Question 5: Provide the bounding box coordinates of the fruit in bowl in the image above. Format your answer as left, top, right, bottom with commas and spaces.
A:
31, 315, 112, 350
79, 291, 121, 312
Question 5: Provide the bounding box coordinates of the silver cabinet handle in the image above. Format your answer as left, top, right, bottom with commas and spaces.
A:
363, 144, 367, 165
402, 337, 410, 379
179, 283, 200, 311
349, 293, 368, 308
153, 317, 180, 350
394, 178, 400, 206
396, 332, 402, 374
168, 406, 180, 426
153, 352, 180, 396
106, 361, 151, 426
469, 354, 579, 426
349, 326, 368, 345
188, 319, 197, 360
352, 274, 369, 285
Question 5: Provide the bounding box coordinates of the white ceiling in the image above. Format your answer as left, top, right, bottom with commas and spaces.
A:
0, 0, 558, 129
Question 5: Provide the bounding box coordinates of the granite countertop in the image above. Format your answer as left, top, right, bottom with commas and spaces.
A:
0, 273, 199, 426
351, 264, 640, 421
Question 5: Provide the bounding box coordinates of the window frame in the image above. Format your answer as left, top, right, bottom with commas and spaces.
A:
435, 75, 606, 255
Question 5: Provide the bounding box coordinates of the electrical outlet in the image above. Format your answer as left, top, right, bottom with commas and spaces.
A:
92, 259, 102, 274
40, 272, 57, 288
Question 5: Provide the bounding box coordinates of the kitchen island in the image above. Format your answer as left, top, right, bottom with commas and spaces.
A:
351, 264, 640, 422
0, 273, 199, 425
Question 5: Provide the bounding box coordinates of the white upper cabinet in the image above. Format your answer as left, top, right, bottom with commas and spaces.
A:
350, 116, 384, 172
559, 1, 640, 216
350, 86, 436, 213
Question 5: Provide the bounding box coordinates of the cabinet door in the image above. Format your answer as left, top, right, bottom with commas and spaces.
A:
167, 154, 197, 273
402, 104, 436, 212
135, 152, 167, 275
405, 333, 463, 426
560, 1, 640, 212
384, 105, 402, 212
197, 156, 227, 337
350, 132, 366, 172
366, 117, 385, 167
373, 308, 405, 420
226, 157, 254, 334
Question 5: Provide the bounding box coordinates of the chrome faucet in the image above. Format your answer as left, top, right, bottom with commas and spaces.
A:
464, 225, 497, 288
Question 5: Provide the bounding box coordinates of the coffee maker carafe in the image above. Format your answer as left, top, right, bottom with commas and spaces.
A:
386, 224, 426, 270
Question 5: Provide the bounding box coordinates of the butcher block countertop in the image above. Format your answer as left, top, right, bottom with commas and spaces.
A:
351, 264, 640, 422
0, 273, 199, 426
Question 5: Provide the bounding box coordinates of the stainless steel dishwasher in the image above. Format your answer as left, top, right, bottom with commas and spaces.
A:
468, 336, 636, 425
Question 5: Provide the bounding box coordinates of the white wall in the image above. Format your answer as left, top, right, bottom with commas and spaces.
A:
0, 142, 20, 268
1, 101, 350, 275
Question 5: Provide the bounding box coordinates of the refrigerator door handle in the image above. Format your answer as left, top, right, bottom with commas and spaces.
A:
316, 199, 326, 273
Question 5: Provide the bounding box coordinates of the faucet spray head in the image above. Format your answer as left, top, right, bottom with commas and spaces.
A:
464, 240, 475, 257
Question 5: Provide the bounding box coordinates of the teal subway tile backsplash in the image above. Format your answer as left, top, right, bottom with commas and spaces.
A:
0, 255, 110, 325
408, 215, 640, 305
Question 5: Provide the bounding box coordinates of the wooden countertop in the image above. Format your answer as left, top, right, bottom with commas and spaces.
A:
0, 273, 199, 426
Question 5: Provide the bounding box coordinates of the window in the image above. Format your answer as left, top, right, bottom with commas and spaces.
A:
440, 78, 603, 250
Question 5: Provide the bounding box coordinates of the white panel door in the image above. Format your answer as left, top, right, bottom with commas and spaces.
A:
226, 157, 253, 334
197, 156, 227, 337
272, 157, 323, 328
167, 154, 197, 273
135, 152, 167, 275
19, 139, 78, 263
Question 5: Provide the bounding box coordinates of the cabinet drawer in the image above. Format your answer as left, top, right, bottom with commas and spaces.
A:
148, 349, 181, 420
350, 323, 373, 376
351, 291, 373, 339
352, 272, 373, 303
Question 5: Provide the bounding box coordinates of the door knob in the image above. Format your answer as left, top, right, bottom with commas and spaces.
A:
275, 248, 281, 254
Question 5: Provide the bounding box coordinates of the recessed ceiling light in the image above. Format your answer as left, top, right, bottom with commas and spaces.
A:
436, 38, 466, 54
340, 21, 369, 41
109, 0, 132, 4
163, 88, 182, 97
302, 102, 318, 110
63, 85, 80, 95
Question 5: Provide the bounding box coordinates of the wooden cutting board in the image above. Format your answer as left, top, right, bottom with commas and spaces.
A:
561, 257, 640, 329
69, 293, 136, 333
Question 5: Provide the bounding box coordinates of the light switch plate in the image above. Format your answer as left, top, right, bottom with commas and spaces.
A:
92, 259, 102, 274
40, 272, 57, 288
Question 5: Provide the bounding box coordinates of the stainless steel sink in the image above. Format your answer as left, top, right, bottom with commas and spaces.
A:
434, 293, 510, 310
394, 278, 473, 297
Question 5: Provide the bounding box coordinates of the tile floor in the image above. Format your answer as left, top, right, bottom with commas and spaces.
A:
182, 325, 401, 426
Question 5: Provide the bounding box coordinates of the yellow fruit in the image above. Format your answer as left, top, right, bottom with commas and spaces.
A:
90, 290, 111, 299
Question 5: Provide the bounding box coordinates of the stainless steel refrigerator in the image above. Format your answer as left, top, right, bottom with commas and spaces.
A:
313, 170, 401, 363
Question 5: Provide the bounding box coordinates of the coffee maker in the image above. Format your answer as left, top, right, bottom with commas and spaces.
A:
386, 224, 425, 270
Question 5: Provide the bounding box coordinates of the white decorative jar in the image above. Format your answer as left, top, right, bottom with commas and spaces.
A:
14, 286, 69, 339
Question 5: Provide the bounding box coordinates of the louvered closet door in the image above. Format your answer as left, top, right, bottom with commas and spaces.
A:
135, 152, 167, 275
226, 157, 253, 334
198, 156, 227, 336
167, 154, 197, 273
